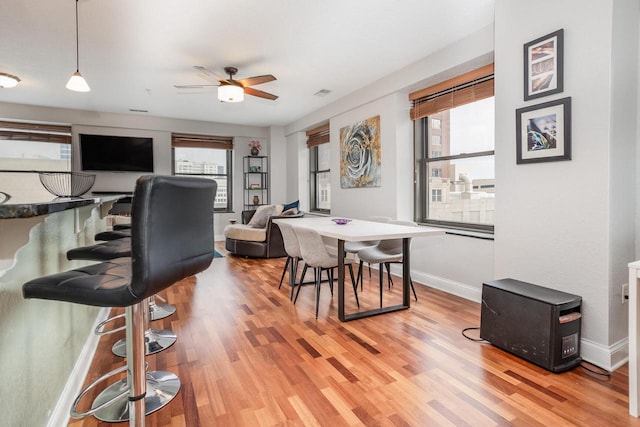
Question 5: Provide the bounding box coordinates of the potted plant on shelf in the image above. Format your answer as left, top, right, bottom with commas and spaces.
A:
249, 140, 262, 156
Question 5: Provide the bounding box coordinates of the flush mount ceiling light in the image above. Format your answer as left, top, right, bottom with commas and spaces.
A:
218, 82, 244, 103
66, 0, 90, 92
0, 73, 20, 88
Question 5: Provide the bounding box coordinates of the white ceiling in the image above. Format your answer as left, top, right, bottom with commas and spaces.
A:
0, 0, 495, 128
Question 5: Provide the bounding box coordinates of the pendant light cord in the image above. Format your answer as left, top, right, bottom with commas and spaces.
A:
74, 0, 80, 72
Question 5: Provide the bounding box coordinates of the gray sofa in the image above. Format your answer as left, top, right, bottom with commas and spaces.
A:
224, 208, 303, 258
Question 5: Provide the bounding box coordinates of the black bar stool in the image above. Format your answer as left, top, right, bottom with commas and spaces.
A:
23, 175, 217, 426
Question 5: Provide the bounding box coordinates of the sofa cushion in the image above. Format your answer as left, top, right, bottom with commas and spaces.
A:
283, 200, 299, 211
224, 224, 267, 242
248, 205, 275, 228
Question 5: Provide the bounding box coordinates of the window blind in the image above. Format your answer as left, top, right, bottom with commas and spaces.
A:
306, 123, 330, 148
171, 133, 233, 150
409, 64, 494, 121
0, 120, 72, 144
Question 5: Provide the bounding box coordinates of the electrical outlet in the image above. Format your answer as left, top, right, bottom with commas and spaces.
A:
622, 283, 629, 304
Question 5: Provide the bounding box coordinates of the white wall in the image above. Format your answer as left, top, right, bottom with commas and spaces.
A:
287, 27, 496, 304
494, 0, 638, 369
0, 102, 271, 239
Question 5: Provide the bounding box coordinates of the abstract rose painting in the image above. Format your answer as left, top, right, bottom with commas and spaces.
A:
339, 115, 381, 188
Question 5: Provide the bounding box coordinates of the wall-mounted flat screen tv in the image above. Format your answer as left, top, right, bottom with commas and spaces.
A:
80, 134, 154, 172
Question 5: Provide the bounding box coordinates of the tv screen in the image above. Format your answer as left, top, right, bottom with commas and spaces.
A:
80, 134, 154, 172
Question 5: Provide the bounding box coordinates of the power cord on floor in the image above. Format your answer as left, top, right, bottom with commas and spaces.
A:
461, 327, 612, 379
461, 326, 488, 342
580, 361, 611, 378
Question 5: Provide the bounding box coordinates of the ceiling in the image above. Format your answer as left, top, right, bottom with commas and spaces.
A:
0, 0, 495, 128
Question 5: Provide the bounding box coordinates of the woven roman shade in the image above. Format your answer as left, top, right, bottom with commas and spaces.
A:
171, 133, 233, 150
0, 120, 72, 144
306, 124, 330, 148
409, 64, 494, 121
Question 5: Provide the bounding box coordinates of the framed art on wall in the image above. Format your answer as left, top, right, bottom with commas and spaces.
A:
516, 97, 571, 164
339, 115, 381, 188
524, 29, 564, 101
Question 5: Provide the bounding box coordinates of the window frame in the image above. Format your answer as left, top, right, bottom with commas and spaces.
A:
306, 124, 331, 214
0, 121, 72, 173
171, 133, 233, 213
411, 65, 495, 233
309, 143, 331, 214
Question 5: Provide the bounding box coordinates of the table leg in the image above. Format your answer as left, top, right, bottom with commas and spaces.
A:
338, 239, 345, 321
403, 237, 411, 308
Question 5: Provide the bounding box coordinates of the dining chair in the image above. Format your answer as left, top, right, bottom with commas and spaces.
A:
356, 220, 419, 307
344, 216, 391, 290
293, 226, 360, 318
277, 220, 308, 300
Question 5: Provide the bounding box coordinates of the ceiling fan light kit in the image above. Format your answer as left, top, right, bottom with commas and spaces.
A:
218, 82, 244, 103
0, 73, 20, 88
67, 0, 90, 92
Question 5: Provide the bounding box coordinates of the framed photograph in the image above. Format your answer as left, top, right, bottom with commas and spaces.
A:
516, 97, 571, 164
524, 29, 564, 100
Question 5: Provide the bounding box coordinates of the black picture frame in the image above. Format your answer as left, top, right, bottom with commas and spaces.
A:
524, 29, 564, 101
516, 97, 571, 164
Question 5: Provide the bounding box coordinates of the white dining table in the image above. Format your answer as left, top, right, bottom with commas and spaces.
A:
275, 217, 444, 321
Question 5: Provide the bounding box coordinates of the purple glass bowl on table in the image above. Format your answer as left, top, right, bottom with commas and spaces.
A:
332, 218, 351, 225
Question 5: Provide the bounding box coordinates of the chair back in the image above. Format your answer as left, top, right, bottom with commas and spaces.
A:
377, 220, 417, 253
129, 175, 217, 300
293, 227, 335, 268
277, 221, 302, 259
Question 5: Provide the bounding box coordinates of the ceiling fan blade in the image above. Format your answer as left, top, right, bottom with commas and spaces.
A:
244, 86, 278, 101
173, 84, 218, 89
237, 74, 276, 87
193, 65, 223, 83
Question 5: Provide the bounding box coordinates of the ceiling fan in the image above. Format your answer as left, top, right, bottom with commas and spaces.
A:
174, 66, 278, 103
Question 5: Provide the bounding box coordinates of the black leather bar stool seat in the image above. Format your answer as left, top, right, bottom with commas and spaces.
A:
23, 175, 216, 426
95, 228, 131, 241
67, 238, 132, 261
113, 223, 132, 230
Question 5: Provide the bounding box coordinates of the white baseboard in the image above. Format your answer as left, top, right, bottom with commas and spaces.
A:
409, 270, 482, 303
47, 307, 111, 427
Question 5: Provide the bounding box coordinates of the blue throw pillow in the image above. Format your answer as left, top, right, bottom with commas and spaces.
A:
283, 200, 299, 211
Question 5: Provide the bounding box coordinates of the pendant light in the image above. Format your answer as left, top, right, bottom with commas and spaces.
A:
66, 0, 90, 92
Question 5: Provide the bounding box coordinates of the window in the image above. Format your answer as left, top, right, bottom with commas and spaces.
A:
307, 124, 331, 213
410, 64, 495, 232
0, 121, 72, 172
172, 133, 233, 212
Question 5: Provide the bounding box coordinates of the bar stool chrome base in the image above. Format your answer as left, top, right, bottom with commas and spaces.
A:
92, 370, 181, 423
112, 328, 177, 357
149, 299, 176, 321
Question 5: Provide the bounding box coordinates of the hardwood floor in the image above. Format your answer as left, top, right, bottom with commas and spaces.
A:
69, 244, 640, 426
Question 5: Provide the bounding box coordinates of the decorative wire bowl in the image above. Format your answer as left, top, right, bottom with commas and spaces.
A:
39, 172, 96, 197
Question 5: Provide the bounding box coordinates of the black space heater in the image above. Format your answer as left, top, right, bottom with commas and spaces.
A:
480, 278, 582, 373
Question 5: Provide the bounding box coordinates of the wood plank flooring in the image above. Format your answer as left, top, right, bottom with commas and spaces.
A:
68, 244, 640, 426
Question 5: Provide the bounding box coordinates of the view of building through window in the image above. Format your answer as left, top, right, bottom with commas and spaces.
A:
310, 142, 331, 212
423, 96, 495, 228
0, 140, 71, 171
174, 146, 230, 211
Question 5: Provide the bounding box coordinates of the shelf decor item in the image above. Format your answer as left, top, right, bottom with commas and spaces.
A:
249, 140, 262, 156
39, 171, 96, 197
253, 195, 260, 205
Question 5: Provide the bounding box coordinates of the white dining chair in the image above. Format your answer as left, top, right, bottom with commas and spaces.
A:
293, 226, 360, 318
356, 220, 419, 307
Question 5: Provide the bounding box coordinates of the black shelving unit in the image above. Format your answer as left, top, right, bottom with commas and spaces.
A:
243, 155, 269, 210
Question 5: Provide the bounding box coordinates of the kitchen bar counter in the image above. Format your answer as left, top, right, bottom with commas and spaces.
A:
0, 193, 123, 219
